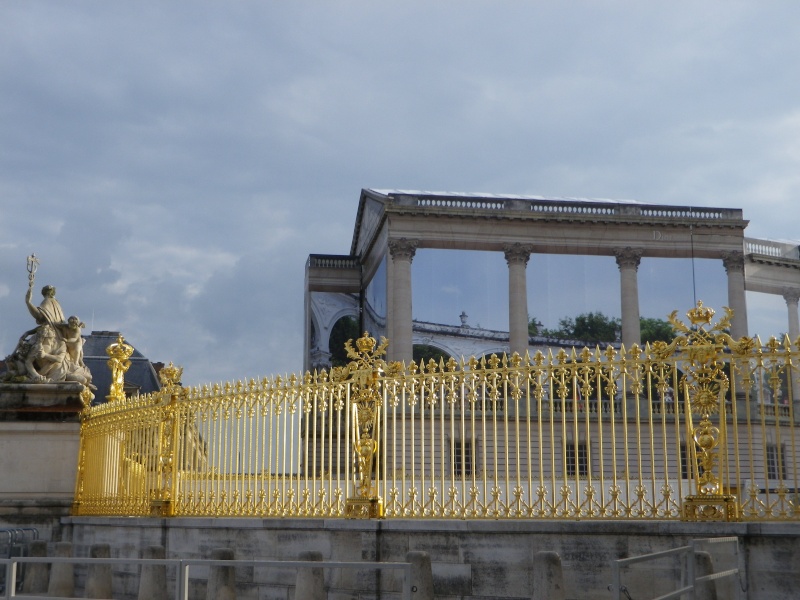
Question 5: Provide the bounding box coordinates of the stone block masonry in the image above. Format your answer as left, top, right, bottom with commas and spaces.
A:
61, 517, 799, 600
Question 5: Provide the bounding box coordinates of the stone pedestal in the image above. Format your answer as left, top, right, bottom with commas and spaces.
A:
0, 383, 84, 536
0, 381, 85, 422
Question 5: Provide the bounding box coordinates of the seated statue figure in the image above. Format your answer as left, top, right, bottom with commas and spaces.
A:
26, 285, 66, 329
24, 324, 69, 383
2, 284, 95, 390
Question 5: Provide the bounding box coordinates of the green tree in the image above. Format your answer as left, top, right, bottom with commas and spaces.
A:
528, 317, 543, 336
542, 312, 620, 342
413, 344, 452, 365
329, 315, 360, 367
640, 317, 675, 344
535, 312, 675, 345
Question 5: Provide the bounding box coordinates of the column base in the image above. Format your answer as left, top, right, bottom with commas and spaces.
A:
681, 494, 739, 522
345, 496, 384, 519
150, 499, 174, 517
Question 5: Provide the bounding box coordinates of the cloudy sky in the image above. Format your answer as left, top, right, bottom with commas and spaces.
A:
2, 2, 800, 384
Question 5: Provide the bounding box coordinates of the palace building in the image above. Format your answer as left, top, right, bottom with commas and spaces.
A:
305, 189, 800, 372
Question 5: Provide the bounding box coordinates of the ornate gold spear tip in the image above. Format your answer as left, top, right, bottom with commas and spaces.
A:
158, 362, 184, 387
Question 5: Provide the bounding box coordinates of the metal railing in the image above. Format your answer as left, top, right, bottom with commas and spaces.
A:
72, 303, 800, 521
610, 537, 742, 600
0, 529, 38, 595
398, 192, 742, 222
0, 529, 38, 559
0, 555, 412, 600
745, 237, 800, 259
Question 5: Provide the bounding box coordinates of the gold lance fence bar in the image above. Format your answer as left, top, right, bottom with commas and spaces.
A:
73, 303, 800, 521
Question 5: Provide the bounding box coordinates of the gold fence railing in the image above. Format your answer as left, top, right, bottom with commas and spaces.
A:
73, 303, 800, 521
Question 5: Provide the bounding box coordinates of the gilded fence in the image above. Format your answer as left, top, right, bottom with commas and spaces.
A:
73, 303, 800, 521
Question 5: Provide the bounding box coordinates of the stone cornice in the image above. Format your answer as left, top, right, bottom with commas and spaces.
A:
378, 191, 747, 230
748, 253, 800, 271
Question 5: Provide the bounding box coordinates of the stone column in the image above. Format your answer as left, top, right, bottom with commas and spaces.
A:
504, 243, 532, 357
386, 253, 395, 358
532, 551, 565, 600
207, 547, 236, 600
295, 551, 324, 600
406, 551, 434, 600
22, 539, 48, 594
783, 289, 800, 407
388, 238, 418, 364
614, 248, 643, 348
693, 551, 718, 600
138, 545, 168, 600
722, 251, 748, 339
86, 543, 113, 599
783, 289, 800, 342
47, 541, 74, 598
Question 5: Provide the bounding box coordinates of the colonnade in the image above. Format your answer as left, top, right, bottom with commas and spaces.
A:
784, 289, 800, 341
386, 240, 759, 363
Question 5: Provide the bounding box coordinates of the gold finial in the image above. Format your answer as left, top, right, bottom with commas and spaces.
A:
158, 362, 183, 387
687, 301, 715, 326
356, 331, 376, 354
106, 334, 134, 362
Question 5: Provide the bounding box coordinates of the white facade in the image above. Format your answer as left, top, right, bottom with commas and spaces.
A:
306, 190, 800, 371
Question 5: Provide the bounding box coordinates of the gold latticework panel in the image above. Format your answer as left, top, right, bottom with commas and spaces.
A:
73, 304, 800, 521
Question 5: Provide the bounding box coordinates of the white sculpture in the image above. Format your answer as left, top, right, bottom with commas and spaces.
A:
2, 255, 95, 390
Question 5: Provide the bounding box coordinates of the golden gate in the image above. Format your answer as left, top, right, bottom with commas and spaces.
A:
72, 303, 800, 521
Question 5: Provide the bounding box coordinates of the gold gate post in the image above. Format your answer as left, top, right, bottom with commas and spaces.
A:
670, 302, 749, 522
73, 335, 134, 516
344, 332, 388, 518
106, 334, 134, 403
150, 363, 185, 517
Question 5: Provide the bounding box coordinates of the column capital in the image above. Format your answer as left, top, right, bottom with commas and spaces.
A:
721, 250, 745, 274
783, 288, 800, 305
503, 243, 533, 266
388, 238, 419, 262
614, 247, 643, 269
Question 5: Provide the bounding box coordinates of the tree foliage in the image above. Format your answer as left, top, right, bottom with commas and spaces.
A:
530, 312, 675, 344
536, 311, 620, 343
329, 315, 360, 367
639, 317, 676, 344
413, 344, 452, 365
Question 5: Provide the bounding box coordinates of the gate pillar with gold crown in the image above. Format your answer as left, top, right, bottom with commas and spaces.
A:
72, 335, 134, 515
660, 302, 753, 522
344, 332, 389, 518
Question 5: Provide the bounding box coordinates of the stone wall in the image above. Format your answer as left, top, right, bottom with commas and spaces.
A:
61, 516, 800, 600
0, 384, 82, 539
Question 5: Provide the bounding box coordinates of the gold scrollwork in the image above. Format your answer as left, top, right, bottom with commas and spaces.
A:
344, 332, 387, 518
672, 301, 747, 521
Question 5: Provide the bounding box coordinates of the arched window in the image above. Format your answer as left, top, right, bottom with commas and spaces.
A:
413, 344, 452, 365
329, 315, 360, 367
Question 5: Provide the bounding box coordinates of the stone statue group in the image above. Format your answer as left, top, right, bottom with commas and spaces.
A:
2, 256, 95, 391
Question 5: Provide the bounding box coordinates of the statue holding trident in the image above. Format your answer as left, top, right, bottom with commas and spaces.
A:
25, 253, 67, 330
2, 254, 95, 393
